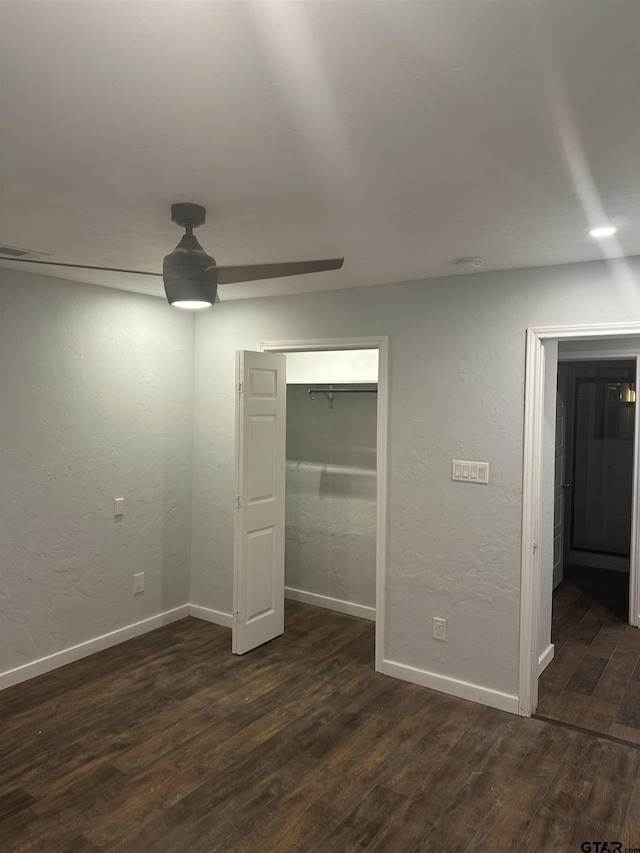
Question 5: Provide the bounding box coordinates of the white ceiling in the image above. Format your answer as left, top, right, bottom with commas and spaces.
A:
1, 0, 639, 302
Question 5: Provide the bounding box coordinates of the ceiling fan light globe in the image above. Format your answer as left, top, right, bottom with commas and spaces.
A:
164, 277, 218, 308
171, 299, 212, 310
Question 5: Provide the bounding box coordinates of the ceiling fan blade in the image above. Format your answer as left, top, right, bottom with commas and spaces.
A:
215, 257, 344, 285
0, 257, 162, 277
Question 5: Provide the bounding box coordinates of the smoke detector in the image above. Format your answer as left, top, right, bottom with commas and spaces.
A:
454, 257, 484, 273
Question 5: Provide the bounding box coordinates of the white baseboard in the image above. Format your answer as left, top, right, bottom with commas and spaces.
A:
1, 602, 519, 721
189, 604, 233, 628
0, 605, 190, 691
538, 643, 555, 676
380, 658, 520, 715
284, 586, 376, 622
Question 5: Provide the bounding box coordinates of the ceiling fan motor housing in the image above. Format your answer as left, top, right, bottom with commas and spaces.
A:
163, 231, 219, 305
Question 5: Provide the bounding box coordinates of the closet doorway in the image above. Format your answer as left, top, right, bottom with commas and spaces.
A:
260, 337, 388, 672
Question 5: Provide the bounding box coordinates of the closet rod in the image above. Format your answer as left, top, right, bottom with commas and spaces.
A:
307, 387, 377, 395
307, 385, 377, 407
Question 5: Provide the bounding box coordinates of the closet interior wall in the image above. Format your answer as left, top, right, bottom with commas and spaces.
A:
285, 385, 377, 613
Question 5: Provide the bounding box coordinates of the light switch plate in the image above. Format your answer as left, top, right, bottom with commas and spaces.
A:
114, 497, 125, 517
452, 460, 489, 484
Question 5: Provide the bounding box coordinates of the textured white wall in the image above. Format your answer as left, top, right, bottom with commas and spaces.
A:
191, 257, 640, 699
285, 386, 376, 607
0, 270, 194, 674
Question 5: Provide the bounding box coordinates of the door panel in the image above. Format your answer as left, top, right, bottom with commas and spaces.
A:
233, 350, 286, 654
247, 416, 276, 501
246, 527, 275, 621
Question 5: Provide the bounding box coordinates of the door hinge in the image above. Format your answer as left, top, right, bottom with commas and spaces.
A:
235, 495, 242, 508
236, 381, 244, 394
233, 610, 241, 623
533, 542, 538, 556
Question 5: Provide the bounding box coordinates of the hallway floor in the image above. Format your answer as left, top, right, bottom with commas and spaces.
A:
536, 565, 640, 746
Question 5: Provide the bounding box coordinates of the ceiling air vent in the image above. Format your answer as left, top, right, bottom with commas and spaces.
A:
0, 245, 48, 259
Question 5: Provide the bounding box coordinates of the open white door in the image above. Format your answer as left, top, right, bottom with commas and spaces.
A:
233, 350, 286, 654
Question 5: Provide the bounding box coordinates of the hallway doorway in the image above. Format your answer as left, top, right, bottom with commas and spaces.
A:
519, 323, 640, 718
535, 355, 638, 740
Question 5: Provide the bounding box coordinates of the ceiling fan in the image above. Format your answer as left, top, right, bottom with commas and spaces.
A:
0, 203, 344, 309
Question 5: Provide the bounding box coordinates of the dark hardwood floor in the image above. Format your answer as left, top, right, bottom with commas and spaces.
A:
1, 601, 639, 852
537, 565, 640, 746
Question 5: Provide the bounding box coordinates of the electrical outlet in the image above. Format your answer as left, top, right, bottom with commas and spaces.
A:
433, 617, 446, 641
133, 572, 144, 595
114, 497, 124, 517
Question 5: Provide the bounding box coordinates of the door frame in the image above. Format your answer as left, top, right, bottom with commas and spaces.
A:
519, 322, 640, 717
258, 336, 389, 673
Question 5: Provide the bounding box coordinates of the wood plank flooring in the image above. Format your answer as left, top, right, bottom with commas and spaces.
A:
537, 565, 640, 745
1, 601, 639, 852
